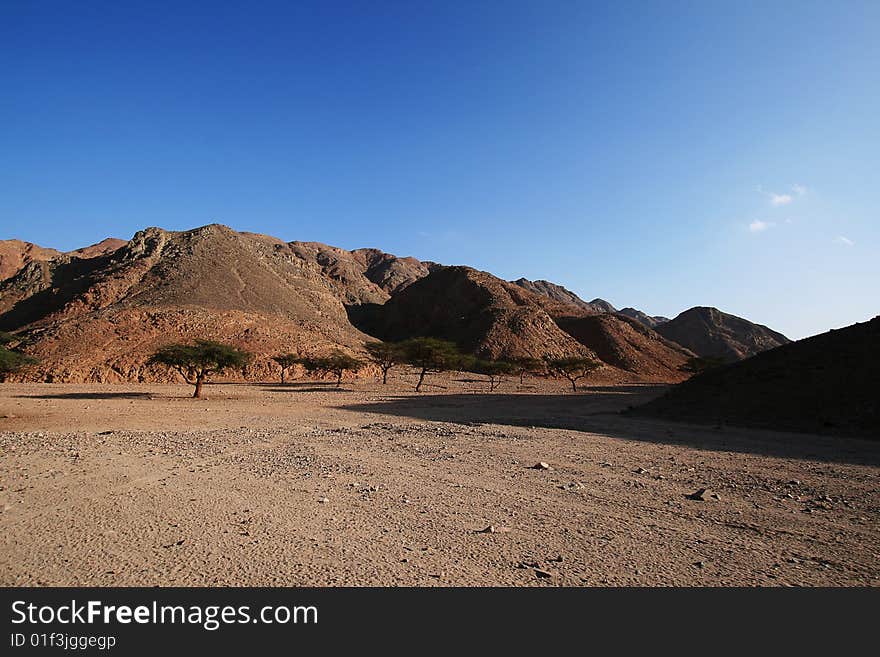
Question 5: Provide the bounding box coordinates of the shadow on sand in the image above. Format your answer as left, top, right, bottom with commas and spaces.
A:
339, 392, 880, 467
14, 392, 154, 400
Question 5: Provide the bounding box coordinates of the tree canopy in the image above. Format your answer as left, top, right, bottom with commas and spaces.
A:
364, 341, 402, 384
297, 350, 364, 387
148, 340, 251, 397
545, 356, 601, 392
397, 337, 465, 392
468, 359, 515, 392
272, 353, 300, 383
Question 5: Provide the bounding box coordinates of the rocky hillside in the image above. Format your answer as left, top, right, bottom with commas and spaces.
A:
0, 240, 61, 281
618, 307, 669, 328
1, 223, 793, 384
356, 266, 694, 381
288, 241, 437, 305
656, 306, 790, 362
0, 225, 370, 382
634, 317, 879, 438
355, 266, 594, 360
510, 278, 600, 312
555, 314, 693, 380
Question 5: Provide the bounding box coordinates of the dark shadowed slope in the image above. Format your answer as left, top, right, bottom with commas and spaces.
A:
633, 317, 879, 439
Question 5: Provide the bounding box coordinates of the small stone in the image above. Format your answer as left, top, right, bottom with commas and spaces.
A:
531, 462, 552, 470
686, 488, 720, 501
634, 467, 649, 474
693, 561, 706, 568
318, 497, 329, 503
534, 568, 553, 579
476, 525, 511, 534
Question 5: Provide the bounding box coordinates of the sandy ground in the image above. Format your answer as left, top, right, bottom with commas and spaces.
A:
1, 374, 878, 586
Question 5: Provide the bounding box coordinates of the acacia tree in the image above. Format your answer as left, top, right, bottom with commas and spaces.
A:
510, 356, 545, 384
364, 341, 401, 384
0, 332, 38, 382
469, 359, 515, 392
545, 356, 601, 392
298, 351, 364, 388
272, 353, 300, 383
398, 337, 464, 392
149, 340, 251, 398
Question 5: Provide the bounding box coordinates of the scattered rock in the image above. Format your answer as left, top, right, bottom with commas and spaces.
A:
531, 462, 552, 470
534, 568, 553, 579
475, 525, 511, 534
318, 497, 329, 504
686, 488, 720, 501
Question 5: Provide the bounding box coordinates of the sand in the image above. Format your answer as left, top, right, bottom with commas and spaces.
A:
1, 375, 878, 586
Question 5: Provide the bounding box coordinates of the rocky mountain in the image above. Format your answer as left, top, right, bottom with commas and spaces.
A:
1, 223, 791, 384
510, 278, 599, 312
587, 298, 617, 314
356, 266, 693, 381
617, 307, 669, 328
555, 314, 693, 380
634, 317, 879, 438
355, 266, 594, 360
0, 240, 61, 281
0, 225, 370, 382
288, 241, 437, 305
655, 306, 790, 362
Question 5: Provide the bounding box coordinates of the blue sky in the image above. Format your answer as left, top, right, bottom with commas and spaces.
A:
1, 1, 877, 339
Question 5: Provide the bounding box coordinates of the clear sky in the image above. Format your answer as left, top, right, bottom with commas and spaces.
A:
1, 1, 877, 339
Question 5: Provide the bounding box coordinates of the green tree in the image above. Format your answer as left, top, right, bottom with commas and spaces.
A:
398, 337, 465, 392
545, 356, 601, 392
364, 341, 402, 384
510, 356, 545, 384
679, 356, 725, 374
272, 353, 300, 383
148, 340, 251, 398
297, 351, 364, 388
469, 359, 515, 392
0, 332, 38, 382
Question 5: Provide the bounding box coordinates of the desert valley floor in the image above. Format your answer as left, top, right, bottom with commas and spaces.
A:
1, 376, 878, 586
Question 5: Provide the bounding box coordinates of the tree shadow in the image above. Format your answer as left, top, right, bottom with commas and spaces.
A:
265, 387, 348, 393
13, 392, 154, 400
338, 392, 880, 466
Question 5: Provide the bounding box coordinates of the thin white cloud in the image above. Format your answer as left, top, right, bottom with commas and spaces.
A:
834, 235, 855, 246
749, 220, 774, 233
770, 193, 793, 206
758, 184, 806, 206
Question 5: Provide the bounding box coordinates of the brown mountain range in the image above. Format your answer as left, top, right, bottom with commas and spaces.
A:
634, 316, 879, 438
1, 224, 787, 384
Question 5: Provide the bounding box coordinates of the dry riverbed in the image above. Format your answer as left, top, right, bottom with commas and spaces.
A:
1, 377, 878, 586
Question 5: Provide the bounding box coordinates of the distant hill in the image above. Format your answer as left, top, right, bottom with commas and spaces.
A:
633, 317, 880, 438
655, 306, 790, 362
618, 307, 669, 328
510, 278, 601, 312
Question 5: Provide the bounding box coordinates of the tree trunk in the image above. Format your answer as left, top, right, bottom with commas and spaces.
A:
280, 369, 285, 384
570, 377, 577, 392
336, 371, 342, 388
519, 371, 525, 384
416, 368, 427, 392
382, 367, 388, 384
193, 374, 205, 398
